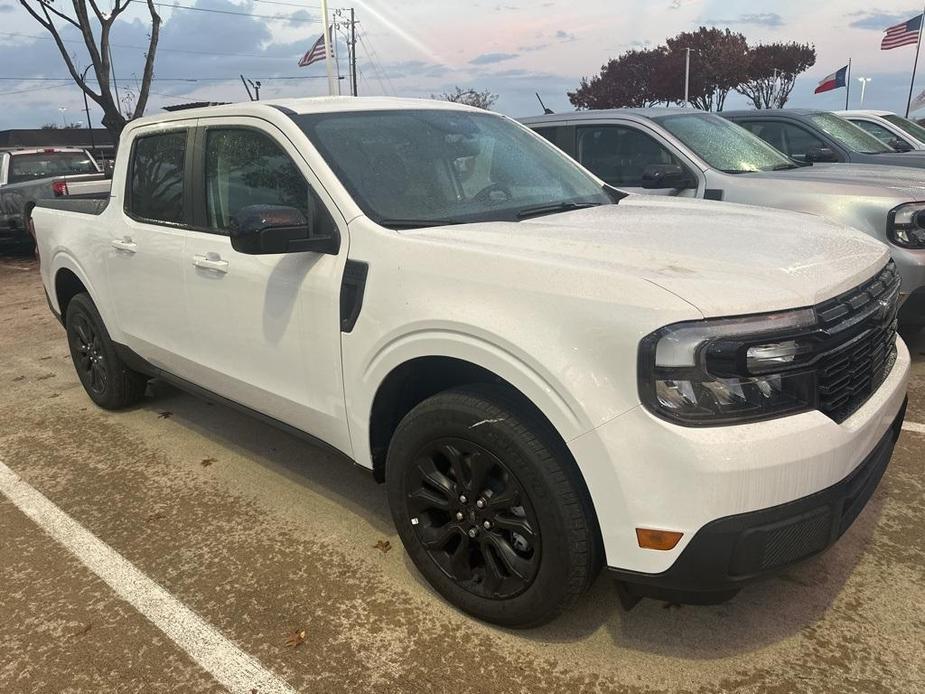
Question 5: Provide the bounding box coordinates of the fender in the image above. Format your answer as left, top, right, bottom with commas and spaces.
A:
47, 249, 120, 339
345, 324, 603, 470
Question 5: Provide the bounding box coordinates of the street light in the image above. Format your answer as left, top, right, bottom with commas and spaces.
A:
858, 77, 872, 107
57, 106, 67, 128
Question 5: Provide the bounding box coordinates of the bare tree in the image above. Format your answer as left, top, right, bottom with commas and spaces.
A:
19, 0, 161, 138
433, 87, 499, 110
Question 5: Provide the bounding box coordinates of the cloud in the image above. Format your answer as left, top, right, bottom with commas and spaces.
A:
0, 4, 14, 12
704, 13, 784, 28
469, 52, 518, 65
286, 9, 315, 28
555, 30, 577, 42
848, 11, 915, 31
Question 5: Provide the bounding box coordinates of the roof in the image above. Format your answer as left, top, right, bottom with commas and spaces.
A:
722, 108, 825, 117
1, 147, 89, 156
520, 106, 703, 125
130, 96, 486, 128
162, 101, 230, 112
836, 110, 894, 117
0, 128, 114, 149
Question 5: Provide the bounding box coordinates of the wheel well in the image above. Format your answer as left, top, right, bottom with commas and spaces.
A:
55, 268, 88, 320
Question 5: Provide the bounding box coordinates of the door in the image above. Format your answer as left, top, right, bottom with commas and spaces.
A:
849, 118, 913, 149
574, 123, 700, 196
180, 119, 351, 452
106, 124, 194, 372
737, 120, 842, 163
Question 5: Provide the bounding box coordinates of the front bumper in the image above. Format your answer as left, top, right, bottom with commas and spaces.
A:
568, 336, 911, 580
609, 397, 906, 603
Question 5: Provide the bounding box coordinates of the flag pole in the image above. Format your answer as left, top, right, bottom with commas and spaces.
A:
906, 3, 925, 117
845, 58, 852, 109
321, 0, 336, 96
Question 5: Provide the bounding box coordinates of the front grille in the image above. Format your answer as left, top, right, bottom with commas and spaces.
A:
814, 261, 900, 423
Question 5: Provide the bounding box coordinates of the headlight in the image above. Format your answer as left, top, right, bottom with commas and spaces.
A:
887, 202, 925, 249
638, 308, 819, 426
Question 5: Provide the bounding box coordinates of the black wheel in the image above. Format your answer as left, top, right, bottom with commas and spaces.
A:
65, 293, 148, 409
386, 384, 601, 627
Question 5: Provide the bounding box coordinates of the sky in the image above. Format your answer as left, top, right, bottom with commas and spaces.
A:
3, 0, 925, 129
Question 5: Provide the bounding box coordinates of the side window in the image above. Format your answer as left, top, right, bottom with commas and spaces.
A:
852, 119, 900, 144
576, 125, 686, 187
204, 128, 335, 237
129, 130, 187, 225
533, 127, 558, 144
741, 121, 826, 161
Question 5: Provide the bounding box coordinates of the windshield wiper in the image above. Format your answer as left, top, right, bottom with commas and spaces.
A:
377, 218, 461, 229
515, 201, 602, 220
768, 163, 801, 171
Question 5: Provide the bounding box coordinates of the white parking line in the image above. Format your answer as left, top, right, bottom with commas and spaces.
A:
0, 459, 297, 694
902, 421, 925, 435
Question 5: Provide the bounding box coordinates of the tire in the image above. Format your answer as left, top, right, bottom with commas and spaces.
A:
385, 383, 601, 627
65, 293, 148, 409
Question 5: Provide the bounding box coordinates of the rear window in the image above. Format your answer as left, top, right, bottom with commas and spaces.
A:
128, 131, 187, 225
7, 151, 99, 184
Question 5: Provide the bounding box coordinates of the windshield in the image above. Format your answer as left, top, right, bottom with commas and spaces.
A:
808, 113, 893, 154
883, 113, 925, 143
652, 112, 796, 173
7, 151, 99, 184
292, 109, 613, 227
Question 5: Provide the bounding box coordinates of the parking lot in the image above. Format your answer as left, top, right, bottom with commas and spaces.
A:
0, 254, 922, 693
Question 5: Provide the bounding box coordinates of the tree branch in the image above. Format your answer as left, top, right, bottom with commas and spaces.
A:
132, 0, 160, 118
36, 0, 81, 28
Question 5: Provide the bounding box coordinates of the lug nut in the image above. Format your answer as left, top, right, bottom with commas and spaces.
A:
455, 511, 464, 521
482, 520, 492, 529
476, 498, 485, 509
468, 528, 478, 538
459, 494, 467, 504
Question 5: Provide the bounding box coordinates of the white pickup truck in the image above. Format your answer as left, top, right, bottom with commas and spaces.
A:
33, 98, 910, 626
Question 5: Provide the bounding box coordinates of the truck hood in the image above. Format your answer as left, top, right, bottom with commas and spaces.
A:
399, 197, 889, 317
737, 163, 925, 199
855, 150, 925, 168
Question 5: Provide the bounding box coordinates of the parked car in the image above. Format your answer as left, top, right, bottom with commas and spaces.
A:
33, 98, 909, 626
837, 110, 925, 151
0, 147, 109, 249
722, 108, 925, 168
521, 108, 925, 327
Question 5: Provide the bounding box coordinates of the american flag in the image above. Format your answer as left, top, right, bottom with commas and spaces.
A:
298, 26, 332, 67
881, 14, 923, 50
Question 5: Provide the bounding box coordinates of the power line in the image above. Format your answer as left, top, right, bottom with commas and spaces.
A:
151, 2, 320, 22
0, 31, 298, 61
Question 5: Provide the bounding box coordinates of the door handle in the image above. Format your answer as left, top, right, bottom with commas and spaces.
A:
111, 236, 136, 253
192, 252, 229, 273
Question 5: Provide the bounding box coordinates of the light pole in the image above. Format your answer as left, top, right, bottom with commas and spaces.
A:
684, 47, 690, 106
858, 77, 872, 107
58, 106, 67, 128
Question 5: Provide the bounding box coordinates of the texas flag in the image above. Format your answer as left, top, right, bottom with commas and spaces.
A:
815, 65, 849, 94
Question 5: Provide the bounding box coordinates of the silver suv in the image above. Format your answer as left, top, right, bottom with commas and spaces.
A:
521, 108, 925, 325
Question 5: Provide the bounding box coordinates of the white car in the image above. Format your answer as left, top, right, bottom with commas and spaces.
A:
837, 109, 925, 151
32, 98, 910, 626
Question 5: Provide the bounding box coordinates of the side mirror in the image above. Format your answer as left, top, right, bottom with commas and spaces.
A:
229, 205, 339, 255
889, 137, 914, 152
641, 164, 695, 190
805, 146, 839, 163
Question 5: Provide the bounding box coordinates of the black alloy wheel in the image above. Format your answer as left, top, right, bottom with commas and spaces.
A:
69, 311, 109, 397
386, 384, 601, 627
65, 293, 148, 409
405, 437, 541, 600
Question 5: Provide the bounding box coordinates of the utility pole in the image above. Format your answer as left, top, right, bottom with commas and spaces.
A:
321, 0, 337, 96
684, 47, 690, 105
350, 7, 358, 96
